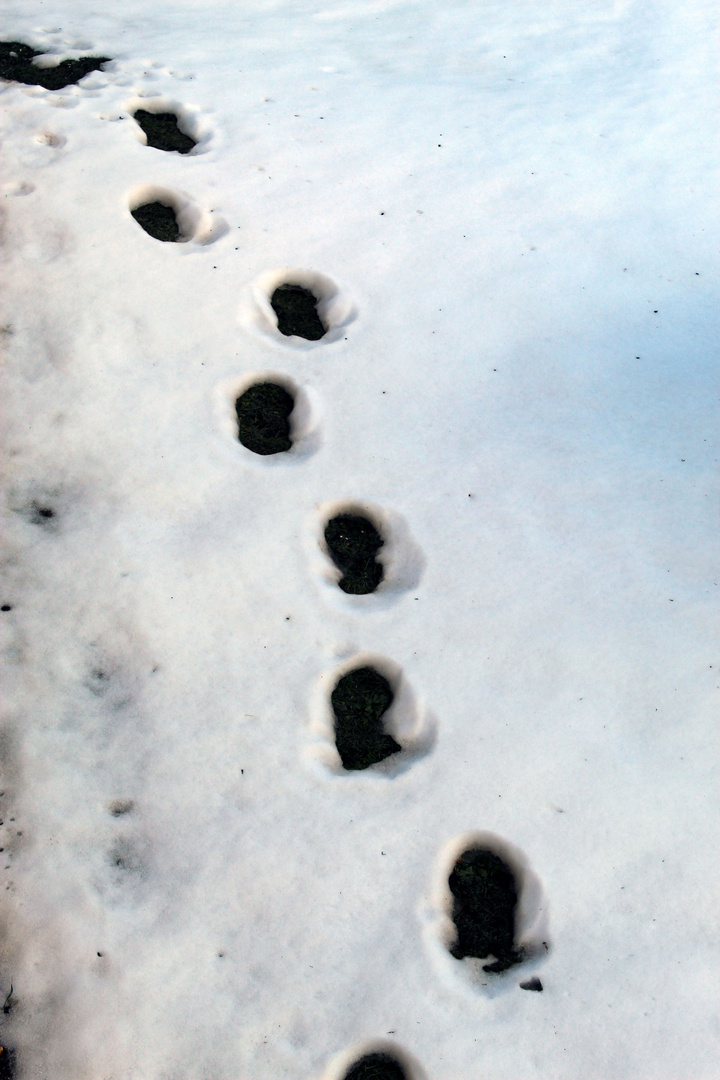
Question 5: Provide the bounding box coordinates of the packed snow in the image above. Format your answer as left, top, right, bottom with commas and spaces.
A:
1, 1, 718, 1078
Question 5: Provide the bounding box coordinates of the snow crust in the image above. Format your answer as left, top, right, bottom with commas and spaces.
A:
1, 1, 718, 1078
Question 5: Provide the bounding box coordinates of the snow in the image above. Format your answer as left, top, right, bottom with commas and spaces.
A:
0, 0, 718, 1078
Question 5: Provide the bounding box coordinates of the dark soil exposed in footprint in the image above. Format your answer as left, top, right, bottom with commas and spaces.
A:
0, 41, 111, 90
343, 1053, 407, 1080
448, 847, 522, 973
331, 666, 401, 771
271, 284, 325, 340
133, 109, 196, 154
131, 201, 180, 242
324, 513, 384, 594
235, 382, 294, 455
0, 1045, 16, 1080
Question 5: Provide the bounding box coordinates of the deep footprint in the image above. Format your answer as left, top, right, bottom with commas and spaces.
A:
133, 109, 196, 154
324, 513, 384, 594
448, 847, 522, 973
235, 382, 294, 455
271, 284, 325, 340
131, 201, 180, 242
342, 1053, 408, 1080
331, 666, 401, 771
0, 41, 111, 90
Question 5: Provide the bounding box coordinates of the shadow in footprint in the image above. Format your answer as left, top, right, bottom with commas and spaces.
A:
28, 502, 55, 526
133, 109, 196, 154
331, 666, 401, 771
131, 201, 179, 242
449, 847, 522, 973
343, 1054, 407, 1080
235, 382, 294, 455
324, 513, 384, 594
271, 284, 326, 340
0, 41, 111, 90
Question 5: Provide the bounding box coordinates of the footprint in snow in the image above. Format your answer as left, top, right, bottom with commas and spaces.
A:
426, 830, 549, 992
127, 185, 226, 245
324, 512, 385, 595
331, 665, 401, 771
448, 846, 523, 973
132, 107, 196, 154
0, 40, 111, 90
323, 1042, 426, 1080
240, 268, 356, 347
216, 371, 321, 464
271, 283, 326, 340
131, 200, 181, 242
235, 381, 295, 456
309, 653, 435, 775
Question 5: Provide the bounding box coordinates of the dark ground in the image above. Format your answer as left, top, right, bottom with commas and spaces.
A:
343, 1052, 407, 1080
235, 382, 294, 455
130, 202, 180, 242
0, 40, 110, 90
270, 284, 326, 340
133, 109, 196, 154
331, 666, 401, 770
448, 847, 522, 973
324, 513, 384, 594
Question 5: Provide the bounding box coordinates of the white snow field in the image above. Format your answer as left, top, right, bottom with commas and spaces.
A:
1, 0, 718, 1077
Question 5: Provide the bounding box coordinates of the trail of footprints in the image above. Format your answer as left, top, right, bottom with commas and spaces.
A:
1, 39, 550, 1080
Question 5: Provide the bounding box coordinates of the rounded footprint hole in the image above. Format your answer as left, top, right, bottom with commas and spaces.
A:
322, 1041, 426, 1080
124, 97, 212, 154
332, 665, 400, 770
325, 512, 384, 594
126, 185, 225, 245
133, 109, 196, 153
240, 267, 356, 348
0, 1043, 16, 1079
131, 200, 179, 242
311, 501, 424, 605
425, 831, 549, 992
271, 283, 325, 340
343, 1053, 407, 1080
448, 847, 521, 972
308, 653, 435, 776
236, 381, 294, 455
214, 371, 321, 465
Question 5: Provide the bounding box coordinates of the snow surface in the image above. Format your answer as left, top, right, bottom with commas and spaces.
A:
1, 1, 718, 1078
